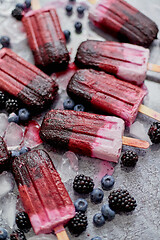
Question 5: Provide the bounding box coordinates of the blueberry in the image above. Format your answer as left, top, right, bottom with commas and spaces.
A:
74, 104, 84, 111
77, 6, 85, 14
90, 188, 104, 204
63, 98, 75, 110
63, 30, 71, 42
0, 36, 10, 48
65, 5, 73, 13
16, 3, 25, 9
11, 150, 20, 158
8, 112, 19, 124
101, 203, 115, 221
18, 108, 30, 122
101, 174, 115, 190
91, 237, 102, 240
74, 21, 82, 32
19, 147, 31, 155
74, 198, 88, 212
93, 213, 105, 227
0, 227, 8, 240
25, 0, 31, 8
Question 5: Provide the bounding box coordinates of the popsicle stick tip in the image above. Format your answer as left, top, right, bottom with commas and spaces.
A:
139, 104, 160, 122
87, 0, 97, 4
31, 0, 41, 10
56, 230, 70, 240
148, 63, 160, 73
122, 136, 150, 149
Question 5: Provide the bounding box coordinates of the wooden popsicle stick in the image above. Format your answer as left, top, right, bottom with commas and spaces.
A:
54, 225, 70, 240
148, 63, 160, 73
122, 136, 150, 149
139, 104, 160, 122
87, 0, 97, 4
31, 0, 41, 10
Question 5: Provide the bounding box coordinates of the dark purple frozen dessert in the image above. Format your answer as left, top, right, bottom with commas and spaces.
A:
0, 137, 10, 172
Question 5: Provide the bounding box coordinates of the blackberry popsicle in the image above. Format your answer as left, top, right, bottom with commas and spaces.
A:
12, 149, 75, 240
40, 110, 149, 163
67, 69, 160, 126
75, 40, 160, 85
89, 0, 158, 48
22, 0, 69, 73
0, 48, 58, 112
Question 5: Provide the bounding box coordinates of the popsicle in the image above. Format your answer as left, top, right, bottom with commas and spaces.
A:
0, 48, 58, 112
0, 136, 10, 173
89, 0, 158, 48
40, 109, 149, 163
75, 40, 149, 85
22, 6, 70, 73
12, 149, 75, 239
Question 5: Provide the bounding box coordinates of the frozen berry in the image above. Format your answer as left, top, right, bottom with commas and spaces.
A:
77, 6, 85, 14
121, 151, 138, 167
101, 175, 115, 190
73, 174, 94, 194
11, 150, 20, 158
0, 91, 7, 109
101, 203, 115, 221
10, 229, 26, 240
68, 212, 88, 235
19, 147, 31, 155
74, 21, 82, 32
25, 0, 31, 8
0, 227, 8, 240
0, 36, 10, 48
16, 211, 31, 232
90, 188, 104, 204
91, 237, 102, 240
18, 108, 30, 122
11, 7, 23, 21
63, 98, 75, 110
65, 5, 73, 13
5, 99, 19, 113
148, 122, 160, 143
74, 198, 88, 212
16, 3, 25, 10
74, 104, 84, 111
63, 30, 71, 42
8, 113, 19, 124
93, 213, 105, 227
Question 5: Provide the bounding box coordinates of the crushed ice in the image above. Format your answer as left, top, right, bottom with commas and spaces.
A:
0, 172, 15, 199
0, 113, 8, 137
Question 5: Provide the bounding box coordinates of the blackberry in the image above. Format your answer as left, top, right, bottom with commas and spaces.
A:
73, 174, 94, 194
148, 122, 160, 143
68, 212, 88, 235
5, 99, 19, 113
16, 212, 31, 232
121, 151, 138, 167
10, 229, 26, 240
0, 91, 7, 109
108, 189, 137, 212
11, 8, 23, 21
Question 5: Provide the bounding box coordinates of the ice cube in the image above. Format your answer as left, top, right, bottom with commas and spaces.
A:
129, 121, 151, 142
57, 151, 79, 182
28, 234, 57, 240
0, 172, 15, 199
0, 113, 9, 137
1, 193, 17, 228
4, 122, 24, 150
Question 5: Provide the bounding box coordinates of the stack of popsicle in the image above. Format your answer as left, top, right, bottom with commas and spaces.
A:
12, 149, 75, 239
89, 0, 158, 47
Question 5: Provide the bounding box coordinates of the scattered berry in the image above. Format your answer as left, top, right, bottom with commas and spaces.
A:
74, 21, 82, 32
74, 198, 88, 212
74, 104, 85, 111
68, 212, 88, 235
121, 151, 138, 167
8, 112, 19, 124
101, 203, 115, 221
63, 98, 75, 110
0, 91, 7, 109
24, 0, 31, 8
0, 36, 10, 48
93, 213, 105, 227
91, 237, 102, 240
18, 108, 30, 122
19, 147, 31, 155
16, 212, 31, 232
63, 30, 71, 42
65, 5, 73, 13
11, 7, 23, 21
5, 98, 19, 113
0, 227, 8, 240
11, 150, 20, 158
108, 189, 137, 212
15, 3, 25, 10
101, 174, 115, 190
77, 6, 85, 14
90, 188, 104, 204
10, 229, 26, 240
148, 122, 160, 143
73, 174, 94, 194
